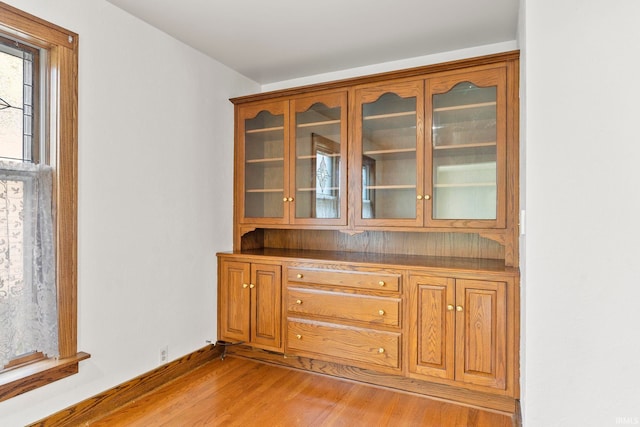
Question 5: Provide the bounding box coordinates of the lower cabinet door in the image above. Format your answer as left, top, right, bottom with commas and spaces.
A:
409, 274, 509, 391
408, 275, 455, 380
219, 260, 251, 342
251, 263, 282, 350
455, 279, 507, 390
287, 318, 401, 372
218, 259, 282, 351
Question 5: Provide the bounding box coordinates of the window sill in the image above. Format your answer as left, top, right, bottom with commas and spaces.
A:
0, 352, 90, 402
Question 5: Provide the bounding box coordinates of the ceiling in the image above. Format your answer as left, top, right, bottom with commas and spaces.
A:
106, 0, 519, 85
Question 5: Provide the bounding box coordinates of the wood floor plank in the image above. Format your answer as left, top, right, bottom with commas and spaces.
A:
90, 356, 514, 427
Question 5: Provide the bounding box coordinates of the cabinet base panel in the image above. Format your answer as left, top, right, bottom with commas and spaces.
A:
226, 345, 517, 414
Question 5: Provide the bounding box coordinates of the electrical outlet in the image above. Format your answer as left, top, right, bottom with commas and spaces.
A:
160, 345, 169, 364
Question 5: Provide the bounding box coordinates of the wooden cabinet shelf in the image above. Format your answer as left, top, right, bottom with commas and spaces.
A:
433, 141, 496, 150
245, 188, 284, 193
245, 126, 285, 134
245, 157, 284, 163
297, 119, 341, 128
433, 101, 496, 113
365, 184, 416, 190
363, 110, 416, 120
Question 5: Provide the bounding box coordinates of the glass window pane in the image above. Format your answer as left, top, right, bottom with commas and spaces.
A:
0, 49, 24, 160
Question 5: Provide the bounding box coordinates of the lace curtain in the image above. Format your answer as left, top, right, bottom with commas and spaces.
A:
0, 160, 58, 367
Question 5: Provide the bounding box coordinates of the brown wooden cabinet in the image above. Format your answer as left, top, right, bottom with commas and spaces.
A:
408, 274, 511, 392
221, 51, 520, 413
235, 91, 348, 234
237, 100, 289, 225
353, 68, 509, 230
353, 80, 425, 227
218, 258, 282, 351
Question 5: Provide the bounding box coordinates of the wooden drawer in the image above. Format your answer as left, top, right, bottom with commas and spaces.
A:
287, 287, 400, 327
287, 318, 401, 371
287, 267, 400, 292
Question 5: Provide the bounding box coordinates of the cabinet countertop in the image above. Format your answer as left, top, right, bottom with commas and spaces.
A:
217, 248, 518, 276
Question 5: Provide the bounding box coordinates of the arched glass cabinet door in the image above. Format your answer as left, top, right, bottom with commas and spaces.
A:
290, 92, 348, 225
354, 81, 425, 227
237, 100, 290, 225
426, 68, 507, 229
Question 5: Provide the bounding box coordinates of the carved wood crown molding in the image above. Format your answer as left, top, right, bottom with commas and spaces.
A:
230, 50, 520, 105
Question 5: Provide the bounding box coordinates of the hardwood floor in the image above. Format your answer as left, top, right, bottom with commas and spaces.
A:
89, 356, 515, 427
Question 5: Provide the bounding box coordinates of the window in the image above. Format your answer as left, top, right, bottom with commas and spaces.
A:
0, 2, 87, 402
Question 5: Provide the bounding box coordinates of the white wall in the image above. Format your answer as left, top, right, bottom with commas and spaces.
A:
4, 1, 638, 425
523, 0, 640, 425
0, 1, 259, 425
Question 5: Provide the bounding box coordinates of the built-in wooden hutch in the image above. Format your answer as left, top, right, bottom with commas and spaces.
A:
217, 51, 520, 413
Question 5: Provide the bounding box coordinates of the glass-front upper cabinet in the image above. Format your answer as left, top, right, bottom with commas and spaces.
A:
238, 100, 290, 224
426, 68, 507, 228
354, 81, 425, 227
290, 92, 348, 225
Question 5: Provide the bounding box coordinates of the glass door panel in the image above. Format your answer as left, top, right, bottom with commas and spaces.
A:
360, 92, 418, 220
431, 82, 497, 220
244, 110, 285, 218
294, 102, 342, 220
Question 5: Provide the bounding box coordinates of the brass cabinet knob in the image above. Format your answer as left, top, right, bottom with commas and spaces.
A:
424, 194, 431, 200
288, 197, 294, 202
283, 197, 288, 202
378, 281, 385, 287
378, 309, 385, 315
378, 348, 385, 354
447, 304, 454, 311
296, 334, 302, 340
296, 299, 302, 305
242, 283, 248, 288
456, 305, 463, 312
417, 195, 423, 200
249, 284, 255, 289
297, 273, 303, 279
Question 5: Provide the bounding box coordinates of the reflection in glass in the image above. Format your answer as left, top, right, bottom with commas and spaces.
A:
432, 82, 497, 219
295, 103, 341, 219
361, 93, 417, 219
244, 110, 284, 218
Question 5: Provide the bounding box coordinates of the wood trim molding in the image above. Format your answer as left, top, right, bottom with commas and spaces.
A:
230, 51, 520, 105
0, 0, 83, 400
28, 345, 222, 427
0, 352, 90, 403
227, 346, 518, 414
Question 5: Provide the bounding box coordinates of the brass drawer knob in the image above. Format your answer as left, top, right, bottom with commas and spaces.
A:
283, 197, 288, 202
417, 195, 423, 200
378, 309, 385, 315
378, 348, 385, 354
297, 273, 303, 279
447, 304, 454, 311
288, 197, 294, 202
242, 283, 248, 289
296, 334, 302, 340
424, 194, 431, 200
249, 284, 255, 289
378, 281, 385, 287
296, 299, 302, 305
456, 305, 463, 312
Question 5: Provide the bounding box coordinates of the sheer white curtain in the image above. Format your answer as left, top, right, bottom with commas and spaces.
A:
0, 160, 58, 367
